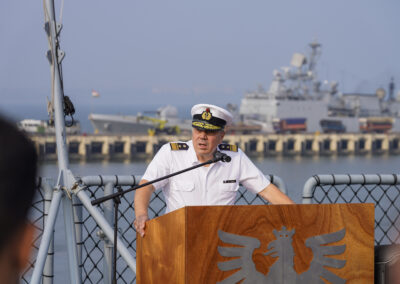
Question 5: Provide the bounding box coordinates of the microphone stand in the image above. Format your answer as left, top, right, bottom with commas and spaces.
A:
91, 154, 227, 284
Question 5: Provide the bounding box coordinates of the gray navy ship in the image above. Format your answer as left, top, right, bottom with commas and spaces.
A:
89, 105, 192, 135
239, 41, 400, 133
89, 41, 400, 135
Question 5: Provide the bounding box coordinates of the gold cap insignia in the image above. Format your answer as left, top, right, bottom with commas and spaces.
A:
201, 108, 212, 121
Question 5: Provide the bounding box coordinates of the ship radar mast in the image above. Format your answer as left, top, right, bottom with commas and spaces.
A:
389, 77, 395, 101
308, 40, 321, 72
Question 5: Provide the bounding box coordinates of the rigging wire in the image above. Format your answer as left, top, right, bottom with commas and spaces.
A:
43, 0, 76, 127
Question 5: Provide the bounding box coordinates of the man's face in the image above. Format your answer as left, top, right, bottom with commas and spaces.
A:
192, 127, 225, 160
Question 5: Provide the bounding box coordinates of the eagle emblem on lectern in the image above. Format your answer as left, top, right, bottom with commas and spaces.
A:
217, 227, 346, 283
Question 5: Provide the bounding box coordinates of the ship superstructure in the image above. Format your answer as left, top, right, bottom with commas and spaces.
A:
239, 41, 400, 133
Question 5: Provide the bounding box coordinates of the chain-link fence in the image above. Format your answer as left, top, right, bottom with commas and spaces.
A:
26, 173, 400, 283
21, 178, 54, 283
80, 179, 137, 284
302, 174, 400, 245
77, 174, 283, 284
21, 174, 284, 283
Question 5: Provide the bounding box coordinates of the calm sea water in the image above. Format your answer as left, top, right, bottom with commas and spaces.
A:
40, 153, 400, 203
35, 153, 400, 283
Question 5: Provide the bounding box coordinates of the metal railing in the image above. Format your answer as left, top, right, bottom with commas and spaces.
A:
79, 176, 138, 284
302, 174, 400, 245
78, 174, 284, 284
21, 178, 54, 284
25, 173, 400, 283
23, 174, 284, 284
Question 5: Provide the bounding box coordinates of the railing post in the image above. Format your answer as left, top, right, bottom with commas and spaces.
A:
103, 182, 115, 284
72, 195, 83, 279
43, 179, 54, 284
302, 176, 318, 204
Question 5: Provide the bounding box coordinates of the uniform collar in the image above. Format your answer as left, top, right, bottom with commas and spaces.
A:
188, 140, 220, 167
187, 140, 199, 165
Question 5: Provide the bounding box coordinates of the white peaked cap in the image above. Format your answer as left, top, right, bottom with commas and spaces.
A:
191, 104, 233, 131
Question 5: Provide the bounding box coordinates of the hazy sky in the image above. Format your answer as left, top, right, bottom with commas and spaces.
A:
1, 0, 399, 110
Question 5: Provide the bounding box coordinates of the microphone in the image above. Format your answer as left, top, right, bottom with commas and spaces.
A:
213, 151, 231, 163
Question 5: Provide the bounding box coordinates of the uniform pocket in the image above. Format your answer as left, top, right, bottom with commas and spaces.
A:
170, 180, 195, 192
221, 182, 239, 192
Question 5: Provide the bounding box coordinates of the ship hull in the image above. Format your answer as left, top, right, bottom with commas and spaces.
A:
89, 114, 154, 134
89, 113, 192, 135
239, 97, 400, 133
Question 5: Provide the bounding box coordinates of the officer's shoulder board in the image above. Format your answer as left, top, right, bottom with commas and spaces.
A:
218, 144, 238, 152
170, 142, 189, 151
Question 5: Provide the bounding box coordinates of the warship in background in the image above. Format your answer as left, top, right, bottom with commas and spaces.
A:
89, 41, 399, 135
239, 41, 400, 133
89, 105, 192, 135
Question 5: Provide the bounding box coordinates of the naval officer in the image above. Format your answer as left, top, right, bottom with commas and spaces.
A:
134, 104, 294, 236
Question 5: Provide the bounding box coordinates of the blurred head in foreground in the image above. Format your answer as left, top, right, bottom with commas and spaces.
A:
0, 115, 37, 283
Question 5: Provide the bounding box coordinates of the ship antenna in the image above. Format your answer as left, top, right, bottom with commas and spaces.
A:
389, 77, 395, 101
308, 40, 321, 72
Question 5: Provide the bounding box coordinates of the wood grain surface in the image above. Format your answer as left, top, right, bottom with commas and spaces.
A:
137, 204, 374, 284
137, 208, 186, 284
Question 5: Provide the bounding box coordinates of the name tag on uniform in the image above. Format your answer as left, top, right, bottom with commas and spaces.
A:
223, 180, 236, 184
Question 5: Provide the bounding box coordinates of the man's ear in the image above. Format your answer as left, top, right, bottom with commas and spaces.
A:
220, 130, 226, 140
16, 223, 35, 271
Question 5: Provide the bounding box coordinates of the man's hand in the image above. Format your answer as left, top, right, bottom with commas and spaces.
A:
134, 180, 155, 237
134, 215, 149, 237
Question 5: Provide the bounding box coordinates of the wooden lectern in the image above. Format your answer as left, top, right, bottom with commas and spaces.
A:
137, 204, 374, 283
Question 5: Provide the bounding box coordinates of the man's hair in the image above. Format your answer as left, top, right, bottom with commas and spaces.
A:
0, 115, 37, 252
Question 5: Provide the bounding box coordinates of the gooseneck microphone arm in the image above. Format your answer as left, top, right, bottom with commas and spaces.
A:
90, 150, 230, 284
91, 151, 231, 206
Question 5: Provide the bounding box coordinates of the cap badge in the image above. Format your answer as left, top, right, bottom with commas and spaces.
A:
201, 108, 212, 121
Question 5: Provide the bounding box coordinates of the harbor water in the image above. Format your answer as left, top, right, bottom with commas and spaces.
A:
39, 154, 400, 283
40, 153, 400, 203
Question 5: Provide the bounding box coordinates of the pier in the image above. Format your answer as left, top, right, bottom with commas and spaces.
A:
30, 132, 400, 160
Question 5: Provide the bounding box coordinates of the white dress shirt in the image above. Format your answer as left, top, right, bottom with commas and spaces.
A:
142, 140, 270, 213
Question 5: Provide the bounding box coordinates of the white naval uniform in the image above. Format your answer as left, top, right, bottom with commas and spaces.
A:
142, 140, 270, 213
